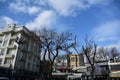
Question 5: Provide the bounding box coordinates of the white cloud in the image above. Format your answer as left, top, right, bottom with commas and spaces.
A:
97, 37, 119, 42
48, 0, 88, 16
26, 10, 56, 30
28, 6, 40, 15
33, 0, 48, 6
9, 0, 113, 16
92, 20, 120, 42
104, 41, 120, 50
9, 0, 40, 15
0, 16, 17, 27
9, 1, 26, 13
48, 0, 113, 16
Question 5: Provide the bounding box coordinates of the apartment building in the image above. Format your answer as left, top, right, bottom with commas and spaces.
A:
67, 54, 85, 67
0, 24, 41, 76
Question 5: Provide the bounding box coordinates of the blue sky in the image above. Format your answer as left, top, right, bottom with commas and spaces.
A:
0, 0, 120, 50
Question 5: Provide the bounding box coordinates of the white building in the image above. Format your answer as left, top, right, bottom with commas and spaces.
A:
0, 24, 41, 74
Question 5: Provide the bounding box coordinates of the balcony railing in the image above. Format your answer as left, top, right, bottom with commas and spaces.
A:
0, 37, 3, 41
8, 45, 17, 49
11, 36, 17, 40
5, 54, 15, 58
3, 64, 11, 68
14, 27, 23, 32
2, 29, 13, 33
0, 53, 4, 55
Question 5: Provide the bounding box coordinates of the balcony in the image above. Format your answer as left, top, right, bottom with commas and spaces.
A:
0, 53, 4, 56
0, 37, 3, 41
14, 27, 23, 32
3, 64, 12, 68
2, 29, 13, 33
0, 32, 3, 35
0, 46, 7, 49
11, 36, 17, 40
5, 54, 15, 58
8, 45, 17, 49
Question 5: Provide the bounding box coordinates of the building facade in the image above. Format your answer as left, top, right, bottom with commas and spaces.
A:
67, 54, 85, 67
0, 24, 41, 77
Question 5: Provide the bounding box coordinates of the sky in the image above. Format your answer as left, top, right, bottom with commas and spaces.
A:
0, 0, 120, 50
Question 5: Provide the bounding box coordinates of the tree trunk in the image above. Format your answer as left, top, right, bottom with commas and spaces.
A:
46, 62, 53, 80
91, 66, 95, 80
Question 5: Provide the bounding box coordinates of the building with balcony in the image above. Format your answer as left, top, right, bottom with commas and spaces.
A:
0, 24, 41, 77
67, 54, 85, 68
53, 54, 85, 73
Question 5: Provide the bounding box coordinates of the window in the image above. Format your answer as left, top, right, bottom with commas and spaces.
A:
0, 36, 3, 40
0, 42, 2, 46
12, 33, 19, 36
33, 64, 36, 71
28, 42, 36, 52
27, 62, 30, 70
28, 42, 31, 51
28, 55, 31, 61
33, 56, 36, 62
110, 65, 120, 71
7, 49, 13, 54
9, 41, 14, 45
0, 49, 5, 55
71, 57, 76, 62
4, 34, 10, 40
76, 56, 79, 62
4, 58, 13, 64
71, 65, 75, 67
3, 40, 8, 47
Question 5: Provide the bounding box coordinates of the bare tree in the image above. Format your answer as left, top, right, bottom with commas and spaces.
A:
97, 47, 109, 62
71, 35, 97, 80
109, 47, 119, 62
82, 36, 97, 80
56, 54, 68, 67
97, 47, 120, 62
36, 28, 73, 79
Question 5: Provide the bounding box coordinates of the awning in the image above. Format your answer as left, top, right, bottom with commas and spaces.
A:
57, 67, 72, 72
